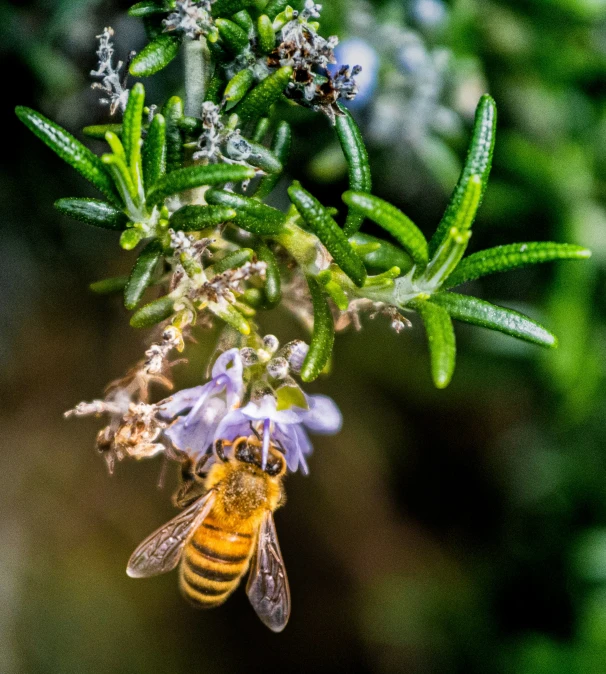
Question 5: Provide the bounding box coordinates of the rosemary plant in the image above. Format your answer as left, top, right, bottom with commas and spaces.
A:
14, 0, 591, 629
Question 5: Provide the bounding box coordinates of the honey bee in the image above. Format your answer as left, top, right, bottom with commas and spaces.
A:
127, 436, 291, 632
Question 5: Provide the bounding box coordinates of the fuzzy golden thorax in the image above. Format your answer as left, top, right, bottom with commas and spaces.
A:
204, 457, 284, 529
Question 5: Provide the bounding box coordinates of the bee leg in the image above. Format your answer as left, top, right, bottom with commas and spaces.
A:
249, 422, 262, 441
194, 453, 211, 477
214, 439, 230, 463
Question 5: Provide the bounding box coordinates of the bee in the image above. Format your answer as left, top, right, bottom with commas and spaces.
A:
127, 436, 291, 632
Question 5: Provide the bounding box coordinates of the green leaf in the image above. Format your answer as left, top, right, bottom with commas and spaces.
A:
147, 164, 255, 206
89, 276, 129, 294
432, 292, 557, 348
102, 153, 138, 203
211, 0, 252, 17
216, 18, 249, 53
342, 191, 428, 268
212, 248, 254, 274
257, 14, 276, 52
224, 68, 255, 108
130, 34, 182, 77
251, 117, 271, 144
232, 66, 293, 123
428, 94, 497, 257
83, 124, 123, 139
130, 295, 175, 328
335, 106, 372, 237
254, 121, 291, 199
124, 239, 164, 310
301, 276, 335, 383
205, 188, 286, 234
15, 106, 120, 205
254, 239, 281, 307
246, 141, 283, 174
232, 9, 255, 35
120, 229, 143, 250
142, 113, 167, 189
169, 204, 237, 231
205, 72, 225, 104
349, 232, 413, 274
122, 82, 145, 182
128, 1, 167, 17
162, 96, 184, 173
289, 182, 367, 287
444, 242, 592, 289
54, 198, 128, 230
264, 0, 291, 19
411, 299, 456, 389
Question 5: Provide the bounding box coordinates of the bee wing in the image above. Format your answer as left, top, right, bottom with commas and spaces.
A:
246, 510, 291, 632
126, 490, 216, 579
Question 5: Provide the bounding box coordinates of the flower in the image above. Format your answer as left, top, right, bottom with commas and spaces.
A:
216, 393, 342, 474
161, 348, 244, 457
161, 341, 342, 474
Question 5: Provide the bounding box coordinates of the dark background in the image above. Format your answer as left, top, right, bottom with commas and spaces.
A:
2, 0, 606, 672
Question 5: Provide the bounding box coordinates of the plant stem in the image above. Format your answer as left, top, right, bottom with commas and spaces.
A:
184, 38, 211, 118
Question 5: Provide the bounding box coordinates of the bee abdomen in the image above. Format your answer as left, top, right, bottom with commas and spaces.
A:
180, 517, 254, 609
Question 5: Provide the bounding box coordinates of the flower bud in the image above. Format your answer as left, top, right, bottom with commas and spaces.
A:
267, 357, 289, 380
239, 347, 259, 366
282, 340, 309, 373
262, 334, 280, 354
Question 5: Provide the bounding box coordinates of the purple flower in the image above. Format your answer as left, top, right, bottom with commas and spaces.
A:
160, 348, 244, 457
214, 393, 342, 474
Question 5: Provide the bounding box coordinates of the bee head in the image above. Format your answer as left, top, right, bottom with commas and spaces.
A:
232, 436, 286, 477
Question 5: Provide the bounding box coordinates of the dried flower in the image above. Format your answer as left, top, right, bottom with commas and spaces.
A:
163, 0, 217, 40
90, 27, 130, 115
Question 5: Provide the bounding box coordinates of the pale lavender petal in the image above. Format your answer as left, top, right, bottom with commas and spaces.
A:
274, 425, 301, 472
214, 408, 250, 442
211, 349, 244, 405
303, 394, 342, 434
157, 384, 208, 419
292, 424, 312, 475
165, 399, 225, 457
241, 396, 304, 425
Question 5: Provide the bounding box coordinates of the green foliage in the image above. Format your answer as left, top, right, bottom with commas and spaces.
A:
336, 107, 372, 237
301, 276, 335, 383
130, 34, 182, 76
411, 299, 456, 389
15, 3, 590, 393
288, 181, 367, 288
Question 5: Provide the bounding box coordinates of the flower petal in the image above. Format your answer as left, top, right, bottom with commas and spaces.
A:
165, 397, 227, 458
157, 384, 208, 419
241, 395, 304, 425
302, 394, 343, 434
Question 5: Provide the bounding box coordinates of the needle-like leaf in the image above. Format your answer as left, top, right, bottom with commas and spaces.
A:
289, 182, 367, 287
412, 299, 457, 389
147, 165, 255, 207
301, 276, 335, 383
255, 239, 282, 307
232, 66, 293, 123
130, 34, 183, 77
130, 295, 175, 328
335, 107, 372, 237
205, 188, 286, 234
428, 95, 497, 257
124, 239, 164, 309
54, 198, 128, 230
444, 242, 592, 289
169, 204, 237, 231
254, 121, 291, 199
16, 107, 120, 205
342, 191, 428, 268
431, 292, 558, 348
142, 113, 167, 189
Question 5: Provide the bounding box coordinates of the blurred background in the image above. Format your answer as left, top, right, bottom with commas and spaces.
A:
3, 0, 606, 672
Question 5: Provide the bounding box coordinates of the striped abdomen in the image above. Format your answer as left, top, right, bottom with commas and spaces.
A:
179, 513, 255, 608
